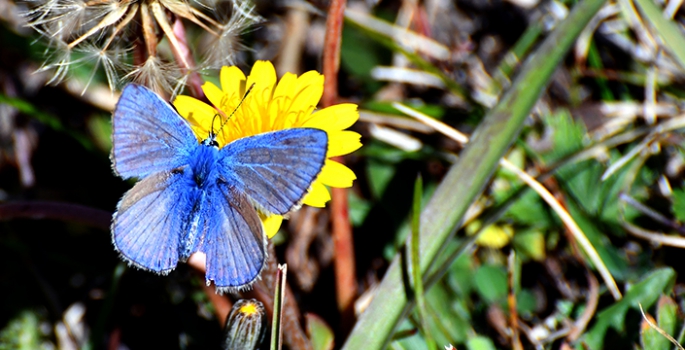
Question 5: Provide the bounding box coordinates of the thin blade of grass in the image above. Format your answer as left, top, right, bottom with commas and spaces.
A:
633, 0, 685, 71
341, 0, 608, 347
270, 264, 287, 350
409, 175, 435, 350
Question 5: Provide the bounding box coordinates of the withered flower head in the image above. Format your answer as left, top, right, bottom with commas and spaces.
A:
25, 0, 262, 94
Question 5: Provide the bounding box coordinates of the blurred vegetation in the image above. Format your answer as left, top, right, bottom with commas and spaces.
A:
2, 0, 685, 349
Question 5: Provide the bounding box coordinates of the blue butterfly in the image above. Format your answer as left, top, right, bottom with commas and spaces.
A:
110, 84, 328, 292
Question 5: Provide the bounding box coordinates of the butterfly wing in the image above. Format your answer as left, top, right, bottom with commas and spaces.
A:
218, 128, 328, 215
200, 185, 267, 291
112, 169, 198, 273
111, 84, 198, 179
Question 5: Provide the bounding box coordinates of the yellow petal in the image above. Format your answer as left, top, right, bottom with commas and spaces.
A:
246, 61, 277, 132
272, 72, 297, 102
172, 95, 215, 140
202, 81, 227, 114
271, 72, 323, 129
327, 131, 363, 157
220, 65, 246, 97
303, 104, 359, 131
302, 180, 330, 207
291, 71, 323, 118
270, 72, 298, 129
318, 159, 356, 188
261, 214, 283, 239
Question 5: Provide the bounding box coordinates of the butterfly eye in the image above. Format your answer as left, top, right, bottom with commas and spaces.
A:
201, 138, 220, 148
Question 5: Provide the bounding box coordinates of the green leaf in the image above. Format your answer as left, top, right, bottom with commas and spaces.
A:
504, 191, 553, 228
656, 296, 678, 340
512, 229, 546, 262
516, 289, 537, 317
641, 296, 679, 350
544, 110, 650, 226
466, 336, 497, 350
542, 109, 586, 163
0, 310, 47, 350
474, 264, 508, 304
87, 115, 113, 153
584, 268, 676, 349
363, 101, 445, 119
306, 314, 334, 350
367, 159, 397, 199
341, 25, 386, 93
425, 282, 471, 344
671, 188, 685, 223
348, 191, 372, 226
445, 250, 476, 297
389, 319, 430, 350
641, 322, 665, 350
567, 201, 629, 281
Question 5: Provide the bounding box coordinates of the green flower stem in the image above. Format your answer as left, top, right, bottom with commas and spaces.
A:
341, 0, 608, 347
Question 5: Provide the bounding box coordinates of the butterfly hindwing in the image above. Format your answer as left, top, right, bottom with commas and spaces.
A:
112, 169, 199, 273
111, 84, 197, 179
218, 128, 328, 215
200, 185, 267, 290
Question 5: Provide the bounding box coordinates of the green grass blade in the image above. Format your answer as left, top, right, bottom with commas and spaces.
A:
341, 0, 608, 347
270, 264, 287, 350
633, 0, 685, 71
409, 175, 435, 350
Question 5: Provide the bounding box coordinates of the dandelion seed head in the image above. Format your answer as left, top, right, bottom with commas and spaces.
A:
125, 56, 182, 96
27, 0, 92, 42
201, 0, 261, 70
37, 41, 74, 85
26, 0, 260, 94
77, 43, 130, 92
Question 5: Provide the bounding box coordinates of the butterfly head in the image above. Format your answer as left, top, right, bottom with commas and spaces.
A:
201, 136, 220, 148
202, 83, 256, 149
201, 114, 222, 149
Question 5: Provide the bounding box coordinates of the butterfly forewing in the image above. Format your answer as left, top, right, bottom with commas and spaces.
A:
218, 128, 328, 215
112, 84, 197, 179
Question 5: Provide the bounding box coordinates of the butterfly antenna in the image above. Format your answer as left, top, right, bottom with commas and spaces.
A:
208, 113, 221, 140
214, 83, 256, 137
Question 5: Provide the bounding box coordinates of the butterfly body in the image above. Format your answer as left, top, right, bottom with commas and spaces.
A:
110, 84, 327, 291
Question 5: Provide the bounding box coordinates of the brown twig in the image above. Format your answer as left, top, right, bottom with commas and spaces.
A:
322, 0, 358, 327
507, 251, 523, 350
567, 272, 599, 342
322, 0, 344, 108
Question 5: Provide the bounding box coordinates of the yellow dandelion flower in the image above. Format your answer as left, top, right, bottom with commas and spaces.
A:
173, 60, 361, 237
